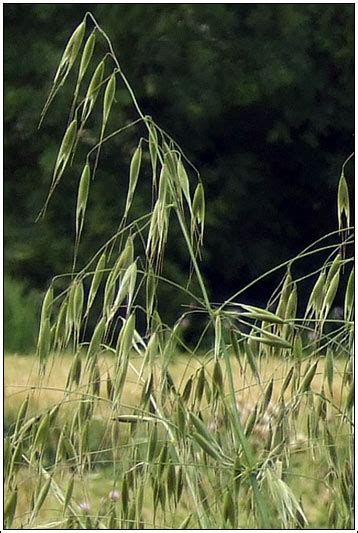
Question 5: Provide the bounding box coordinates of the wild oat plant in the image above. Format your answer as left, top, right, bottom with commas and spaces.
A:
4, 14, 354, 529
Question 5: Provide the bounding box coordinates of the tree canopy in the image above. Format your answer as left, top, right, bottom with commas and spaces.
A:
4, 4, 354, 327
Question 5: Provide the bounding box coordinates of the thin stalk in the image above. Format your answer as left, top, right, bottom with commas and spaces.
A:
127, 360, 210, 528
88, 12, 213, 315
221, 340, 271, 528
22, 454, 90, 529
218, 229, 354, 311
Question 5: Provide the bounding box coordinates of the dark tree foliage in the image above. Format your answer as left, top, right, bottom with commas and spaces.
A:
4, 4, 354, 325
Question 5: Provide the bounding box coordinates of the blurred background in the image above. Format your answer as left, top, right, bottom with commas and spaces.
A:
4, 4, 354, 352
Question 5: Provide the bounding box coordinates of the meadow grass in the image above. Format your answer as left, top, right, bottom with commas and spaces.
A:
4, 12, 354, 530
5, 351, 352, 529
5, 352, 347, 423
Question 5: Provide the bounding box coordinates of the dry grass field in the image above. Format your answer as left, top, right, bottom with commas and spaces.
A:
5, 352, 350, 529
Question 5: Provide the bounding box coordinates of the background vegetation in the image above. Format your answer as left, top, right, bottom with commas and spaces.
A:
4, 352, 352, 529
4, 4, 354, 351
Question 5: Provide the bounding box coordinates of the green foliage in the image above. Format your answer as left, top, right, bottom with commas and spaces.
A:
3, 10, 354, 530
4, 4, 354, 317
4, 276, 41, 353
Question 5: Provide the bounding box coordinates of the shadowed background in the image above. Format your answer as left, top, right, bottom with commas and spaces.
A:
4, 4, 354, 351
